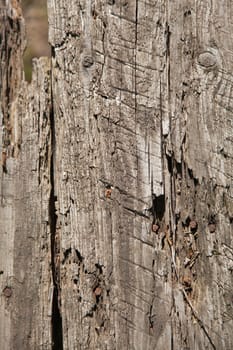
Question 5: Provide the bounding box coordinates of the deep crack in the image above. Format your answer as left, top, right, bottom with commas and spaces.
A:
49, 78, 63, 350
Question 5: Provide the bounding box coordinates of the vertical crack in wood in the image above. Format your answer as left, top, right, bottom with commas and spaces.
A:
49, 89, 63, 350
164, 10, 177, 348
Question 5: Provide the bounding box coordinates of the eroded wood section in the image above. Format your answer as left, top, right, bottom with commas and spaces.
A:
0, 1, 24, 107
164, 2, 233, 349
48, 0, 233, 349
0, 57, 53, 348
0, 2, 24, 348
11, 58, 52, 349
0, 2, 56, 348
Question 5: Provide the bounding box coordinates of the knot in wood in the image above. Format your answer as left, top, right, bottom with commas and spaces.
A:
197, 51, 217, 69
82, 55, 94, 68
3, 286, 12, 298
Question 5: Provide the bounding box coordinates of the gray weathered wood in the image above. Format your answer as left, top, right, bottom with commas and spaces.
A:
0, 0, 232, 349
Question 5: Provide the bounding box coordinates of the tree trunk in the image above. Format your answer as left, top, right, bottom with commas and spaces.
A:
0, 1, 232, 349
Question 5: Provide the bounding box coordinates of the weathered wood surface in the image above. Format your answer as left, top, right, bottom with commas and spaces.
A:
0, 0, 233, 349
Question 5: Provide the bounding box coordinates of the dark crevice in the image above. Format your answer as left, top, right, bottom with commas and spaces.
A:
51, 289, 63, 350
75, 249, 83, 263
150, 194, 165, 221
176, 161, 182, 176
165, 21, 171, 89
148, 303, 155, 329
161, 234, 166, 250
166, 154, 173, 175
208, 214, 216, 225
62, 247, 72, 264
84, 304, 98, 318
49, 88, 63, 350
51, 46, 55, 58
182, 216, 191, 228
187, 167, 199, 186
95, 263, 103, 274
166, 154, 183, 177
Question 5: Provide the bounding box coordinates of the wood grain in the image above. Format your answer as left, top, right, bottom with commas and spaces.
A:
0, 0, 232, 349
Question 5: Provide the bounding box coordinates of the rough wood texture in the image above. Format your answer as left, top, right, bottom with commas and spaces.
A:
1, 2, 52, 348
0, 0, 233, 349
